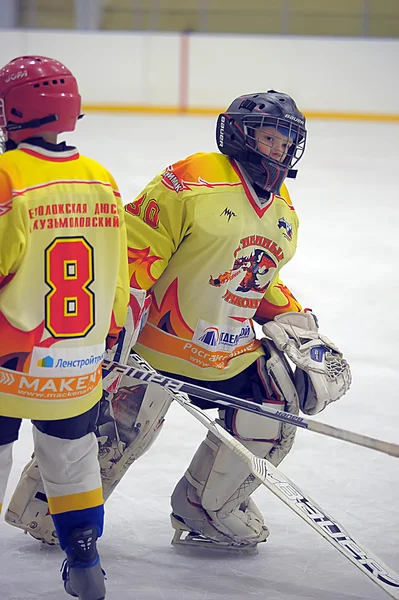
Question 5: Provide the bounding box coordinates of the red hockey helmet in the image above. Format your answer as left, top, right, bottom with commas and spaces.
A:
0, 56, 81, 145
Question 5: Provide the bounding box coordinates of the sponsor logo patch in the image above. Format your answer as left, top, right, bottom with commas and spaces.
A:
193, 319, 254, 352
31, 344, 105, 377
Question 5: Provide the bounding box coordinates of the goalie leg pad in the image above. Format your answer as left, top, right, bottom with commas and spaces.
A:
171, 426, 272, 547
4, 454, 58, 544
171, 352, 299, 548
5, 374, 172, 544
98, 373, 172, 501
0, 415, 22, 512
0, 442, 14, 512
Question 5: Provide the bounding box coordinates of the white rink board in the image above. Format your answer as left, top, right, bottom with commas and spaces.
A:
0, 29, 398, 114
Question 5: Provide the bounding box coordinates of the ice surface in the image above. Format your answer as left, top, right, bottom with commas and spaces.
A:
1, 114, 398, 599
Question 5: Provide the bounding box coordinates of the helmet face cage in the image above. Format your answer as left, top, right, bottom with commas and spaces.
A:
215, 91, 307, 195
0, 98, 6, 130
0, 98, 6, 153
242, 114, 306, 169
0, 132, 5, 154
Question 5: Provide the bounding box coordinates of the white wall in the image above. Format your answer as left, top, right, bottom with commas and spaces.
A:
189, 34, 399, 115
0, 29, 398, 116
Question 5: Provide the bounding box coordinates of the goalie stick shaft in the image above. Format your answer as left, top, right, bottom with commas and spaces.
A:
102, 356, 399, 459
182, 401, 399, 599
105, 354, 399, 599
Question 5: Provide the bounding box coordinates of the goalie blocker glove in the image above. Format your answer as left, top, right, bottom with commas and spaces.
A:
262, 312, 352, 415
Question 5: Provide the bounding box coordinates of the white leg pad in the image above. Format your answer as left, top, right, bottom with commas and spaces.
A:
5, 454, 58, 543
171, 348, 300, 547
171, 420, 273, 546
0, 443, 13, 512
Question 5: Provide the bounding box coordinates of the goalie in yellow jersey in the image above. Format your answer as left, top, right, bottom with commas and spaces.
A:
0, 56, 130, 599
5, 90, 352, 557
122, 90, 352, 551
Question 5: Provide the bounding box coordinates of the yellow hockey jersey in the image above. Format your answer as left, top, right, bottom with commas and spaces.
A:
125, 152, 301, 381
0, 140, 129, 419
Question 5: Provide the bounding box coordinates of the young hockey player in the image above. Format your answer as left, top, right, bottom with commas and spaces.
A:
5, 90, 351, 555
0, 56, 130, 599
122, 90, 352, 550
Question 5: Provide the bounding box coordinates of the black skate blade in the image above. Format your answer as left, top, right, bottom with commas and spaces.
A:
172, 528, 259, 555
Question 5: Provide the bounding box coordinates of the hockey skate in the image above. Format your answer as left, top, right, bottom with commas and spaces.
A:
170, 512, 265, 555
61, 525, 106, 600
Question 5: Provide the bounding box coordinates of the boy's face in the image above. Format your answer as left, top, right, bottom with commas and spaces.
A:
255, 126, 294, 163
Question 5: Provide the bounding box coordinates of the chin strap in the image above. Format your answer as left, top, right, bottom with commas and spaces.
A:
6, 113, 58, 133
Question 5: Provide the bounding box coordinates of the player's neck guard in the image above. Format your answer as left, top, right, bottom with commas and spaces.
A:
237, 153, 297, 196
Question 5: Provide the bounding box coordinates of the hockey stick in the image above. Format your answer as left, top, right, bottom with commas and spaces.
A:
104, 353, 399, 599
102, 355, 399, 459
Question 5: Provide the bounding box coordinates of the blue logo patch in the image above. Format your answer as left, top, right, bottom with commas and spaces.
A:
310, 346, 326, 363
198, 327, 220, 347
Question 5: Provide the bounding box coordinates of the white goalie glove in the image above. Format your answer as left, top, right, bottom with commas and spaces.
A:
262, 311, 352, 415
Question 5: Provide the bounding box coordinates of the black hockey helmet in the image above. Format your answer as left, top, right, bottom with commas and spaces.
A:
216, 90, 307, 195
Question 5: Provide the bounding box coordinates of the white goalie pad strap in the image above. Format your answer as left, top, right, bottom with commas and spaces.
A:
257, 344, 299, 466
262, 312, 352, 415
262, 338, 299, 411
103, 288, 151, 393
0, 443, 13, 508
232, 409, 280, 442
5, 456, 58, 544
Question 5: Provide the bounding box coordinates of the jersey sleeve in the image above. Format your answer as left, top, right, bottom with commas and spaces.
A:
0, 169, 26, 289
107, 186, 130, 342
254, 276, 302, 323
124, 176, 193, 291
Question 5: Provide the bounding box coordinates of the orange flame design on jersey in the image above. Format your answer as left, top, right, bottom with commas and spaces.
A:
0, 313, 60, 372
128, 247, 162, 290
147, 278, 194, 339
255, 281, 302, 322
160, 156, 242, 195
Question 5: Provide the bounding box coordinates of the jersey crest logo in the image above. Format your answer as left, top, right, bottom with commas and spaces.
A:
277, 217, 293, 240
208, 234, 285, 308
209, 248, 277, 294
